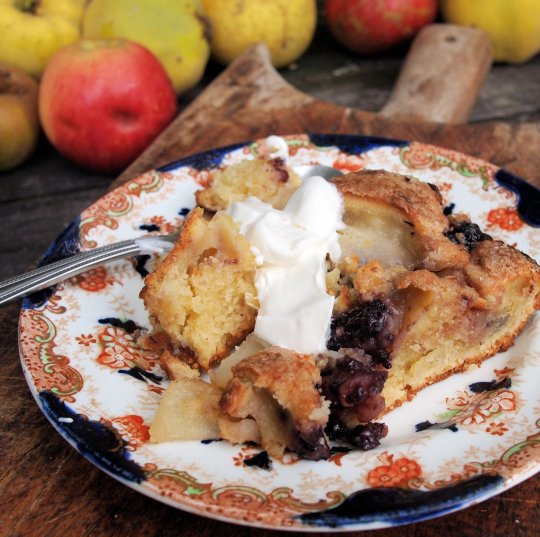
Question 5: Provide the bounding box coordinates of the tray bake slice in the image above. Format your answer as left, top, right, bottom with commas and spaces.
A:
140, 208, 258, 370
322, 170, 540, 438
142, 165, 540, 456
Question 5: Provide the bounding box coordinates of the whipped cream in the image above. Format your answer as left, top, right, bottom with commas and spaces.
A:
227, 176, 344, 354
264, 135, 290, 161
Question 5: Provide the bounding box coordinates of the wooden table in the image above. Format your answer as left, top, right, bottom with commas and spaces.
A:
1, 22, 539, 537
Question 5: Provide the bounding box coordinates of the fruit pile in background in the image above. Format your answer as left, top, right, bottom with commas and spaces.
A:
325, 0, 437, 55
440, 0, 540, 64
0, 0, 539, 173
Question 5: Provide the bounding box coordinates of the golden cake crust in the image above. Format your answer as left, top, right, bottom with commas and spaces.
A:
222, 347, 326, 422
220, 347, 330, 460
332, 169, 470, 271
380, 238, 540, 412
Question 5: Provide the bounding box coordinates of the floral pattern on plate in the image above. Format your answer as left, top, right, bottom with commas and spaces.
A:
18, 134, 540, 531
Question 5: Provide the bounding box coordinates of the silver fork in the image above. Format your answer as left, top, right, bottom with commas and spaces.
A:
0, 235, 177, 306
0, 164, 341, 306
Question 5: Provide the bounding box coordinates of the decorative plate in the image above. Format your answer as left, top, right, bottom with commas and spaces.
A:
18, 134, 540, 531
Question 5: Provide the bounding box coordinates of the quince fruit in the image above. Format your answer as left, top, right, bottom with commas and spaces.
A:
441, 0, 540, 63
82, 0, 210, 95
0, 63, 39, 171
201, 0, 317, 68
0, 0, 86, 78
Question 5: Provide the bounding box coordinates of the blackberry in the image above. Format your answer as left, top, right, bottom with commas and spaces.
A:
322, 354, 387, 410
349, 422, 388, 450
328, 299, 399, 369
325, 416, 388, 450
445, 221, 492, 251
292, 425, 331, 461
321, 352, 388, 439
328, 300, 388, 351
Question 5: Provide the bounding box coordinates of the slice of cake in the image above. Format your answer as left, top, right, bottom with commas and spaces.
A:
327, 171, 540, 418
220, 347, 330, 460
141, 208, 258, 370
142, 164, 540, 458
196, 155, 300, 212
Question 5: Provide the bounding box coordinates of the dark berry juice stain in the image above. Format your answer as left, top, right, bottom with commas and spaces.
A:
98, 317, 142, 334
134, 254, 151, 278
201, 438, 222, 445
415, 420, 458, 433
243, 451, 272, 470
179, 207, 190, 216
469, 377, 511, 393
118, 366, 162, 384
139, 224, 160, 232
39, 391, 146, 483
443, 203, 455, 215
298, 474, 503, 527
330, 446, 352, 455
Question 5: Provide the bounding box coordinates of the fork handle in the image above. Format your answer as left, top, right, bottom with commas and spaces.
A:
0, 239, 141, 307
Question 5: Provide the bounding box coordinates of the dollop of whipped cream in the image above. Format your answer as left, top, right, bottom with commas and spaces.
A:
264, 135, 290, 161
227, 176, 344, 354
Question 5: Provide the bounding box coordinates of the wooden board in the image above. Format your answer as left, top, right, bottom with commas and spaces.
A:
114, 25, 540, 189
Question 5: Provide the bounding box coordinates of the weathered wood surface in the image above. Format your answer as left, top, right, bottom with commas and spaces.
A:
0, 21, 539, 537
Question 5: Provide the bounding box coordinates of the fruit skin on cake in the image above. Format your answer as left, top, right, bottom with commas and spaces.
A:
201, 0, 317, 67
325, 0, 437, 55
440, 0, 540, 63
82, 0, 211, 95
0, 63, 39, 171
0, 0, 86, 78
39, 38, 177, 174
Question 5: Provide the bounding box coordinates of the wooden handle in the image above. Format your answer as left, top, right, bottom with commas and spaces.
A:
380, 24, 493, 124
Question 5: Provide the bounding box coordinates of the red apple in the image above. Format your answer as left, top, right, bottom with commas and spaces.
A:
39, 38, 177, 174
325, 0, 437, 55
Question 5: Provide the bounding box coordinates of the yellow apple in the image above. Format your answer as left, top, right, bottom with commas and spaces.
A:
0, 63, 39, 171
0, 0, 86, 78
201, 0, 317, 67
82, 0, 210, 95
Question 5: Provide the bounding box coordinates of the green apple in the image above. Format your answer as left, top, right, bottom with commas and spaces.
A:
0, 0, 86, 78
0, 63, 39, 171
83, 0, 210, 95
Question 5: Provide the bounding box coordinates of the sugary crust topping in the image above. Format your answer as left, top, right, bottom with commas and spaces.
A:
468, 240, 540, 298
220, 347, 331, 460
226, 347, 327, 425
